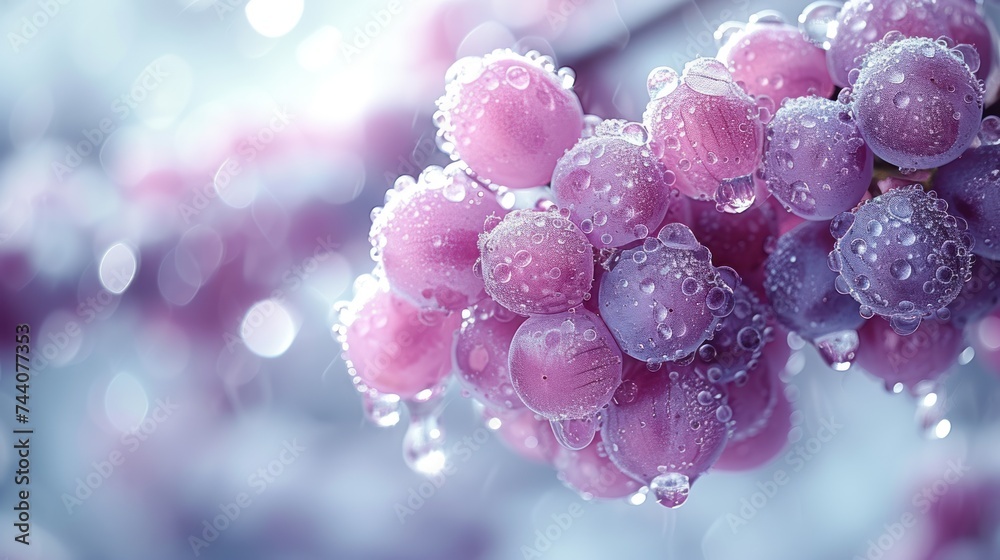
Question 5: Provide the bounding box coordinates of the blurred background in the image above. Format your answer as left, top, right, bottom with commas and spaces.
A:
1, 0, 1000, 559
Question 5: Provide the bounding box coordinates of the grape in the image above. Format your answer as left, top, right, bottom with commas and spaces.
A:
856, 316, 965, 390
935, 0, 997, 84
850, 35, 984, 170
453, 304, 526, 410
551, 119, 675, 248
600, 358, 730, 508
599, 223, 737, 364
488, 407, 560, 464
554, 436, 642, 500
725, 358, 779, 441
508, 309, 623, 447
829, 185, 974, 335
434, 49, 584, 188
947, 257, 1000, 329
762, 96, 873, 220
371, 164, 505, 311
716, 12, 835, 104
765, 220, 864, 341
643, 58, 764, 213
478, 208, 594, 315
692, 284, 772, 384
824, 0, 946, 87
934, 143, 1000, 260
684, 199, 779, 280
339, 277, 462, 399
714, 379, 791, 472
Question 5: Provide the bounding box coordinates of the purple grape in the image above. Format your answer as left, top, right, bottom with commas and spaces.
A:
554, 435, 642, 500
824, 0, 946, 87
947, 256, 1000, 329
850, 35, 984, 170
683, 199, 779, 280
478, 208, 594, 315
434, 50, 584, 188
692, 284, 772, 384
508, 309, 623, 447
371, 164, 506, 311
934, 143, 1000, 260
600, 358, 730, 508
551, 119, 675, 248
765, 220, 864, 340
762, 96, 873, 220
599, 223, 737, 364
726, 359, 778, 440
716, 12, 835, 104
828, 185, 974, 335
935, 0, 997, 85
856, 315, 965, 390
453, 304, 526, 410
643, 58, 764, 213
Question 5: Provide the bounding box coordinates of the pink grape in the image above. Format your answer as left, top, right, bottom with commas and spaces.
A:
829, 185, 974, 335
488, 408, 560, 464
453, 304, 526, 410
551, 119, 675, 248
599, 223, 737, 364
643, 58, 764, 213
716, 13, 835, 104
508, 309, 622, 427
856, 316, 965, 390
850, 35, 984, 170
371, 164, 505, 311
554, 436, 642, 500
478, 208, 594, 315
434, 49, 584, 188
684, 199, 779, 283
714, 381, 791, 471
601, 358, 731, 508
339, 278, 462, 399
762, 96, 873, 220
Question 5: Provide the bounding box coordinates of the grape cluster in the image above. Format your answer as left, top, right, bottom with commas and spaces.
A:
337, 0, 1000, 509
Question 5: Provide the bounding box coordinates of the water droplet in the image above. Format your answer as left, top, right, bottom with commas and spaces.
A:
505, 65, 530, 89
647, 66, 679, 99
493, 263, 512, 283
650, 472, 690, 508
890, 259, 913, 280
892, 91, 910, 109
550, 416, 597, 450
